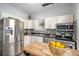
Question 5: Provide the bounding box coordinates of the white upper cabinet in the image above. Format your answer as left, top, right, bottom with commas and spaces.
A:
32, 20, 35, 29
33, 20, 44, 30
64, 14, 73, 23
57, 14, 73, 23
45, 14, 73, 29
32, 20, 39, 30
57, 16, 65, 23
45, 16, 57, 29
45, 17, 51, 29
50, 16, 58, 29
26, 14, 73, 29
26, 20, 33, 29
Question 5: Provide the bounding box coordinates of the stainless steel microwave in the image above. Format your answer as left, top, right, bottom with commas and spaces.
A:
56, 23, 73, 31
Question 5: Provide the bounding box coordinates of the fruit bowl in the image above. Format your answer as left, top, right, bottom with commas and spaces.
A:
49, 41, 66, 48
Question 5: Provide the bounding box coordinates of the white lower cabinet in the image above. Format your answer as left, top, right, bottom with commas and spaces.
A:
31, 36, 43, 43
24, 35, 43, 47
24, 35, 31, 47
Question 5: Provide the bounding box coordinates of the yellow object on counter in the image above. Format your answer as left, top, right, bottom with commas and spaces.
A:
49, 41, 66, 48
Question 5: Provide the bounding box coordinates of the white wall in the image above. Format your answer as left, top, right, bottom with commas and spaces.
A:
0, 3, 28, 28
32, 4, 73, 20
73, 4, 79, 50
0, 3, 28, 19
67, 3, 79, 50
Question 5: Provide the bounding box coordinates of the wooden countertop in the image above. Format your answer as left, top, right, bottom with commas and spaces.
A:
23, 42, 79, 56
23, 42, 53, 56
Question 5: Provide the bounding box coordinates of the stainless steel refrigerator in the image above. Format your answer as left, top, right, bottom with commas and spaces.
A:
0, 17, 24, 56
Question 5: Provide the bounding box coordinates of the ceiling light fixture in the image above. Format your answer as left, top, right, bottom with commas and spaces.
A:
42, 3, 54, 7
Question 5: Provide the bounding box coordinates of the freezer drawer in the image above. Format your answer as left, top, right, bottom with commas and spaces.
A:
0, 48, 3, 56
14, 42, 22, 55
3, 42, 22, 56
0, 44, 3, 56
0, 44, 3, 49
3, 44, 15, 56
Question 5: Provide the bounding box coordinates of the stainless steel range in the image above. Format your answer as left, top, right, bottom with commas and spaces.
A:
0, 17, 24, 56
55, 23, 76, 49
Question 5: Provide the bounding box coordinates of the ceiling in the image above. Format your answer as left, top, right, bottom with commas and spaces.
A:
8, 3, 73, 14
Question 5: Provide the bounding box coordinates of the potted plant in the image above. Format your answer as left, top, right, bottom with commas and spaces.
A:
28, 15, 32, 20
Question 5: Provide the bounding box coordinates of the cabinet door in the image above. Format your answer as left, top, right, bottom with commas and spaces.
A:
33, 20, 39, 30
36, 36, 43, 43
45, 18, 51, 29
33, 20, 43, 30
57, 14, 73, 23
57, 16, 65, 23
64, 14, 73, 23
32, 20, 35, 29
38, 20, 44, 30
31, 36, 37, 43
31, 36, 43, 43
24, 36, 31, 47
45, 17, 57, 29
26, 20, 33, 29
50, 16, 58, 29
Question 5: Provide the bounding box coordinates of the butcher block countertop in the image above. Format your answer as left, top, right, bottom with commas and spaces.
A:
23, 42, 79, 56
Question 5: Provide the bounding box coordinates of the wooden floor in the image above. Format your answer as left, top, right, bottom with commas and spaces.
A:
19, 53, 26, 56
